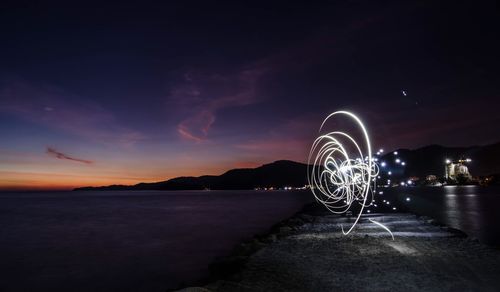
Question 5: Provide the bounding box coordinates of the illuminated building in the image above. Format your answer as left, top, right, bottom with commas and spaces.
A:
445, 158, 472, 183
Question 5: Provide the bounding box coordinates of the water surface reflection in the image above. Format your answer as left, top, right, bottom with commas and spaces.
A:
386, 186, 500, 246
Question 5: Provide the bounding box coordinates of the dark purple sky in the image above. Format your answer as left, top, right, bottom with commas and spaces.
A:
0, 1, 498, 189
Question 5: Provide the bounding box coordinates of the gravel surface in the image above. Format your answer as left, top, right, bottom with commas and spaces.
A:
179, 206, 500, 292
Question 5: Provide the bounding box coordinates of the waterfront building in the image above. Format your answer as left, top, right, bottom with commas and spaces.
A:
445, 158, 472, 184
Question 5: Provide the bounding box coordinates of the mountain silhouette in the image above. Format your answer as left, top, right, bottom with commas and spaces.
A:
75, 160, 308, 191
74, 143, 500, 191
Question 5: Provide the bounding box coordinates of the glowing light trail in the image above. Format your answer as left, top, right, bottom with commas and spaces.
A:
307, 111, 393, 239
369, 218, 394, 240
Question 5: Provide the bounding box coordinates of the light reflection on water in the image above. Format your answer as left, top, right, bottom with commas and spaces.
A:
386, 186, 500, 246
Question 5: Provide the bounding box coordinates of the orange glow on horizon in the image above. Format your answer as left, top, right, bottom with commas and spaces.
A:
0, 159, 271, 191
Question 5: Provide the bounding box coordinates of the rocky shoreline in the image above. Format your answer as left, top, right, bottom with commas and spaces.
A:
177, 203, 500, 292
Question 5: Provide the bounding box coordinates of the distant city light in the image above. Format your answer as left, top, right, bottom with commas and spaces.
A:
466, 158, 472, 162
388, 171, 392, 175
394, 151, 398, 155
407, 180, 412, 184
379, 191, 383, 194
446, 159, 451, 164
406, 197, 411, 201
379, 149, 384, 153
392, 207, 397, 210
401, 162, 406, 166
395, 158, 401, 163
381, 162, 386, 167
400, 182, 405, 186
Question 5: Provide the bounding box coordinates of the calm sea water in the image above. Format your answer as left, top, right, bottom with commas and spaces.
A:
0, 190, 312, 291
0, 187, 498, 291
381, 186, 500, 246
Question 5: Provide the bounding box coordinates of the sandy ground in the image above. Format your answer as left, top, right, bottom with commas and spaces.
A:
179, 206, 500, 292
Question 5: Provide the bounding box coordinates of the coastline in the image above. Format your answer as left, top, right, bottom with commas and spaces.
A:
177, 203, 500, 292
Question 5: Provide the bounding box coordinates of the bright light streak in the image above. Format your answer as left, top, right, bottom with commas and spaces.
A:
307, 111, 392, 238
369, 218, 394, 240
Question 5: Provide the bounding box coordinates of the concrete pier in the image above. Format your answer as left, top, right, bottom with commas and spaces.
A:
181, 208, 500, 292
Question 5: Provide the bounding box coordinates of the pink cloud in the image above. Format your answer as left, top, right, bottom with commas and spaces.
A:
169, 11, 397, 144
170, 68, 267, 142
46, 147, 93, 164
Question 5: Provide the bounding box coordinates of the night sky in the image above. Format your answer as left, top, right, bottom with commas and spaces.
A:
1, 1, 498, 190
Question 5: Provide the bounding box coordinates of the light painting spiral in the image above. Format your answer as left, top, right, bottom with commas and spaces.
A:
308, 111, 390, 237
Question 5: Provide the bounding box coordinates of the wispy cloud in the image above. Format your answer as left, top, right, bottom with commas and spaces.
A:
0, 80, 144, 146
46, 147, 93, 164
167, 12, 389, 144
169, 68, 266, 142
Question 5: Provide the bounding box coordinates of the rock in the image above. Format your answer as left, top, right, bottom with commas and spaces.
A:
279, 226, 293, 234
298, 214, 315, 222
175, 287, 212, 292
